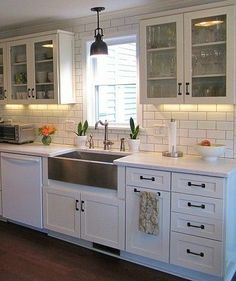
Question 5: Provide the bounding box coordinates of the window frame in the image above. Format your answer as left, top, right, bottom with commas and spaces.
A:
83, 30, 142, 129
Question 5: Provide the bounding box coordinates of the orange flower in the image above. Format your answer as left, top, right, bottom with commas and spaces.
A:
39, 125, 56, 136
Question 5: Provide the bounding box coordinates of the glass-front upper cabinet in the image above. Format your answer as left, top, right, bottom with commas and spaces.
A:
6, 30, 74, 104
33, 37, 56, 102
184, 6, 234, 104
140, 14, 184, 104
8, 40, 28, 102
140, 6, 235, 104
0, 44, 7, 103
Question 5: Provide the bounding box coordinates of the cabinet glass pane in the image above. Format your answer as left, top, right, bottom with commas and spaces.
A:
0, 48, 4, 100
147, 80, 176, 98
146, 22, 177, 99
191, 15, 226, 98
10, 44, 27, 101
192, 15, 226, 44
192, 77, 226, 97
146, 23, 176, 49
34, 40, 54, 100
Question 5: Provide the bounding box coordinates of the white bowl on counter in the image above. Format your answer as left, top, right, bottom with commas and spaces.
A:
194, 144, 225, 161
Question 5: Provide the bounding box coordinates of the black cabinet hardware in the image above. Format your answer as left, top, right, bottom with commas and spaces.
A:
75, 199, 79, 211
188, 182, 205, 188
178, 83, 182, 95
187, 202, 205, 209
187, 249, 204, 257
185, 82, 190, 95
81, 200, 85, 212
133, 188, 160, 196
140, 175, 155, 181
187, 222, 205, 229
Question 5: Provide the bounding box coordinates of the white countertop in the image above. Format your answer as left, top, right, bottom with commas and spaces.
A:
114, 152, 236, 177
0, 143, 75, 157
0, 143, 236, 177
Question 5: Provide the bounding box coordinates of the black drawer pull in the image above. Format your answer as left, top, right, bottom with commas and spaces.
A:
178, 82, 182, 96
187, 249, 204, 257
188, 182, 205, 188
75, 199, 79, 211
187, 222, 205, 229
185, 82, 190, 95
187, 202, 205, 209
133, 188, 160, 196
81, 200, 85, 212
140, 176, 155, 181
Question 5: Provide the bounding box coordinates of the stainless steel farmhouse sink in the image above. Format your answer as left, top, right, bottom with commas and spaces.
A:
48, 150, 127, 190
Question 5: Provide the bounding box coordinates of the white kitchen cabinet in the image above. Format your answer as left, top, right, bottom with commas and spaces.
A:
170, 172, 224, 277
43, 187, 80, 237
0, 43, 7, 104
43, 184, 125, 250
125, 167, 171, 262
5, 30, 74, 104
1, 152, 43, 228
140, 6, 235, 104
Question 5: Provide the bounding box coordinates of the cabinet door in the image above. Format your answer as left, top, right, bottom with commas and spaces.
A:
80, 192, 125, 250
7, 39, 31, 103
184, 6, 235, 104
140, 14, 184, 104
43, 187, 80, 238
31, 35, 58, 104
0, 43, 7, 104
126, 186, 170, 262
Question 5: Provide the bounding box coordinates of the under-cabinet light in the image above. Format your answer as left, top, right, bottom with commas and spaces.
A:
42, 44, 53, 48
194, 20, 224, 27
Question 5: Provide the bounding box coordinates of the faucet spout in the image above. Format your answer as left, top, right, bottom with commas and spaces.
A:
94, 120, 113, 150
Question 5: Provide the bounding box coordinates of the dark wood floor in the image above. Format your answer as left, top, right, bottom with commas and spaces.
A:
0, 221, 189, 281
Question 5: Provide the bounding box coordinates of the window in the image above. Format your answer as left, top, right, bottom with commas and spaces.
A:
86, 35, 137, 126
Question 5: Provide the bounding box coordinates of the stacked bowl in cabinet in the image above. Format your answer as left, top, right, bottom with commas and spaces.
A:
170, 172, 224, 277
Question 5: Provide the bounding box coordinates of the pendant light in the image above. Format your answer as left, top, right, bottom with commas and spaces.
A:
90, 7, 108, 56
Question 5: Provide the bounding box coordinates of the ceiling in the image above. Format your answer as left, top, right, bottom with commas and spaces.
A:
0, 0, 225, 32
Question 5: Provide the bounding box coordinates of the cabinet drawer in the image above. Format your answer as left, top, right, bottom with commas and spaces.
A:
171, 212, 223, 241
126, 167, 170, 191
172, 173, 224, 198
170, 232, 223, 276
172, 193, 223, 219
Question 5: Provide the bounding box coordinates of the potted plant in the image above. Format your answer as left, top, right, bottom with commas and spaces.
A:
75, 120, 88, 148
128, 117, 140, 152
38, 125, 56, 145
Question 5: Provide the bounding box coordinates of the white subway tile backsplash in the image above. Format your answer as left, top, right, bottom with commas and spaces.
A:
189, 112, 206, 120
180, 120, 197, 129
207, 112, 227, 121
198, 121, 216, 130
198, 104, 216, 111
207, 130, 226, 139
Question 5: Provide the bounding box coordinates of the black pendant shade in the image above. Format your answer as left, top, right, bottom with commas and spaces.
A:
90, 7, 108, 56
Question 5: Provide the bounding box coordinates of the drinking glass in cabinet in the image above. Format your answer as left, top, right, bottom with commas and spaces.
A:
148, 80, 176, 98
192, 15, 226, 44
146, 23, 176, 49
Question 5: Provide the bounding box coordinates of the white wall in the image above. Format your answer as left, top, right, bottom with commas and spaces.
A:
0, 0, 235, 158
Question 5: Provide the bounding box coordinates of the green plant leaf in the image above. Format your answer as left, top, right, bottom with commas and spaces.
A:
130, 117, 135, 134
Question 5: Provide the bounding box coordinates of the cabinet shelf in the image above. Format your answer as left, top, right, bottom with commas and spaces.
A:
36, 82, 53, 86
147, 46, 176, 52
13, 83, 27, 87
148, 76, 176, 80
192, 74, 226, 78
35, 59, 53, 64
12, 62, 26, 66
192, 41, 226, 48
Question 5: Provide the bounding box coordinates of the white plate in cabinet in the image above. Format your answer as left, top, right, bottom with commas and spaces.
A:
126, 167, 170, 191
172, 173, 224, 199
171, 212, 223, 241
126, 186, 170, 262
170, 232, 223, 276
172, 193, 223, 219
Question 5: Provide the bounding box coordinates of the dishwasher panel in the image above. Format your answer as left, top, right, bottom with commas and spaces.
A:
1, 152, 43, 228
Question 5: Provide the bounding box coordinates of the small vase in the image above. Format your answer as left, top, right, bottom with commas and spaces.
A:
42, 135, 52, 145
128, 139, 140, 152
75, 135, 87, 148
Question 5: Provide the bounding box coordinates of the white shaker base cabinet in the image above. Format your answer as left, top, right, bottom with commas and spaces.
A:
43, 183, 125, 250
1, 152, 43, 228
126, 186, 170, 262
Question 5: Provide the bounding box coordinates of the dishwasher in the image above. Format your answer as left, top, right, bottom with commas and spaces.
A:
1, 152, 43, 228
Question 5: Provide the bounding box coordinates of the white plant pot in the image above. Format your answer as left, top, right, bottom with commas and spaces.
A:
128, 139, 140, 152
75, 135, 87, 148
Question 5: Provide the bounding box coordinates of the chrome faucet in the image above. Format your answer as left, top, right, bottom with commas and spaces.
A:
95, 120, 113, 150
